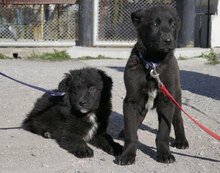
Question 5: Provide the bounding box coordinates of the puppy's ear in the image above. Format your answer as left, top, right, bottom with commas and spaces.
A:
131, 9, 143, 27
98, 70, 112, 97
58, 73, 72, 92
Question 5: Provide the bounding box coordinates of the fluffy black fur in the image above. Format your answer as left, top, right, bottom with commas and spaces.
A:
23, 68, 122, 158
118, 6, 189, 165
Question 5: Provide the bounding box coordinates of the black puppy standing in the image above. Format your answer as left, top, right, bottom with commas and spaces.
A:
23, 68, 122, 158
118, 6, 189, 165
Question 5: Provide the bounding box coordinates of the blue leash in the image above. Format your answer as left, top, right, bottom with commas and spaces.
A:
0, 72, 65, 96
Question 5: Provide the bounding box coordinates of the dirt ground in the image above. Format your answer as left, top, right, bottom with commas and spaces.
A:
0, 57, 219, 173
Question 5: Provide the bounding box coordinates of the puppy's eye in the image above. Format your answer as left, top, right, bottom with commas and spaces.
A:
152, 23, 158, 28
171, 23, 176, 28
89, 86, 96, 92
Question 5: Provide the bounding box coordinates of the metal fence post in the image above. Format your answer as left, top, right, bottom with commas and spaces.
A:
176, 0, 196, 47
78, 0, 93, 47
41, 4, 45, 41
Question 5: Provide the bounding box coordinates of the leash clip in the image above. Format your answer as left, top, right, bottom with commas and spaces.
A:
150, 66, 163, 87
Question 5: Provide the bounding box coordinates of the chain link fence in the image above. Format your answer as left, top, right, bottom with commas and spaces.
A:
0, 4, 78, 43
94, 0, 176, 46
0, 0, 176, 46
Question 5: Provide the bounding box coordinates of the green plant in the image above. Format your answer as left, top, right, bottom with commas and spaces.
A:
199, 49, 220, 65
178, 56, 188, 60
26, 50, 71, 61
0, 53, 12, 59
78, 55, 122, 60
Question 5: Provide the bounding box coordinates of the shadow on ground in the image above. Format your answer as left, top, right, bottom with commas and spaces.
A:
109, 112, 220, 163
108, 111, 158, 139
107, 66, 220, 100
180, 70, 220, 100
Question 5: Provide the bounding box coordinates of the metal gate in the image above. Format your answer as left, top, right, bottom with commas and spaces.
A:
93, 0, 176, 46
195, 0, 218, 48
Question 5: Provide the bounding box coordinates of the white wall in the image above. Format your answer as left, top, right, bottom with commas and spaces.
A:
211, 2, 220, 47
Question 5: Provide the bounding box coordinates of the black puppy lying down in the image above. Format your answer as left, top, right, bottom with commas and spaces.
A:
23, 68, 122, 158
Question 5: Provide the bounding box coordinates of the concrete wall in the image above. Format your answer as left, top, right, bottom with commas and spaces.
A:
211, 2, 220, 47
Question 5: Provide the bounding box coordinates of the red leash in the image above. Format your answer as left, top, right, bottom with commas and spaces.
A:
150, 68, 220, 141
159, 84, 220, 141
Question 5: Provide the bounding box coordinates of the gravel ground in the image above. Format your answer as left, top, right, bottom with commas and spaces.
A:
0, 58, 219, 173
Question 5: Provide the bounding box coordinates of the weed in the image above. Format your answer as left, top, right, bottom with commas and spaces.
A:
26, 50, 71, 61
0, 53, 12, 59
79, 55, 122, 60
199, 49, 220, 65
178, 56, 188, 60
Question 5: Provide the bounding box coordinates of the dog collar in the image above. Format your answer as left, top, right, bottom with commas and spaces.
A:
138, 51, 160, 69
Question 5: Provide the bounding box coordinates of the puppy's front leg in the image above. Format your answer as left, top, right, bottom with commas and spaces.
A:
156, 99, 175, 163
172, 93, 189, 149
89, 133, 123, 156
118, 96, 143, 165
58, 133, 94, 158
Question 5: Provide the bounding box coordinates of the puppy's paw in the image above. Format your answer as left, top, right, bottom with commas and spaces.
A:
100, 142, 123, 156
101, 144, 114, 155
112, 142, 123, 156
173, 139, 189, 149
118, 153, 136, 165
74, 146, 94, 158
157, 153, 175, 163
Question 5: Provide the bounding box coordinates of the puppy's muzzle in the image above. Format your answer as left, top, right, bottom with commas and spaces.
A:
79, 100, 87, 107
161, 33, 173, 45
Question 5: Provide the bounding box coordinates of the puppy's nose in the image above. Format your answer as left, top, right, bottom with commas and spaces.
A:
79, 100, 86, 106
164, 38, 172, 44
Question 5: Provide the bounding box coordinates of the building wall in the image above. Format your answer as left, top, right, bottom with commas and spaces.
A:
211, 2, 220, 47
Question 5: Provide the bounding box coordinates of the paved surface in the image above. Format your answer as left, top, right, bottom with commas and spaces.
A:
0, 47, 212, 59
0, 56, 220, 173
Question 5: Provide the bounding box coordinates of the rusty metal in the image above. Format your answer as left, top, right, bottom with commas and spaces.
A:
0, 0, 77, 5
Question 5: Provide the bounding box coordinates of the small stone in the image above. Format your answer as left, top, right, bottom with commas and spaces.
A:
198, 151, 204, 156
44, 132, 51, 138
42, 163, 49, 168
100, 158, 105, 161
31, 153, 37, 157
